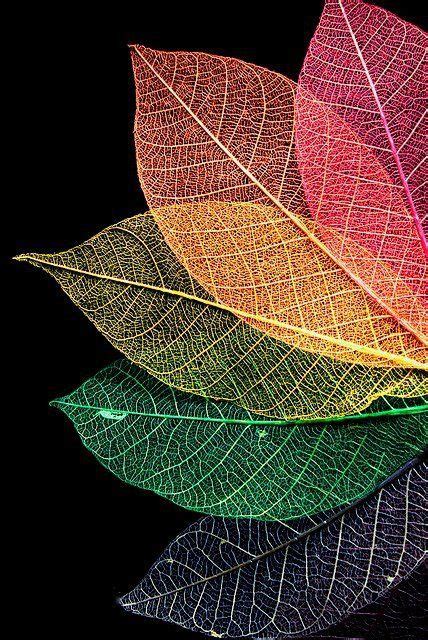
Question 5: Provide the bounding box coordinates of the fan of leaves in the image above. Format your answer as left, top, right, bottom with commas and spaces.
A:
17, 0, 428, 637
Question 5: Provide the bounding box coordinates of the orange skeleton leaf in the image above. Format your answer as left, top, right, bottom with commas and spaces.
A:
130, 45, 428, 368
152, 201, 427, 369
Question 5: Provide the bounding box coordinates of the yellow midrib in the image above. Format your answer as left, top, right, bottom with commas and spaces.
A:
16, 253, 428, 371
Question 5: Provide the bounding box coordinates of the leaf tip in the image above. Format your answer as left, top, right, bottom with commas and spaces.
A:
116, 593, 132, 611
13, 252, 48, 269
13, 252, 45, 266
13, 253, 31, 262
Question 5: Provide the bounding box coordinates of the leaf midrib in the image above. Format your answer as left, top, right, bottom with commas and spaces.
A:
51, 399, 428, 427
337, 0, 428, 256
16, 253, 428, 370
120, 454, 425, 605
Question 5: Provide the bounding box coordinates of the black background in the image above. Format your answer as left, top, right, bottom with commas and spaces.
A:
7, 1, 426, 636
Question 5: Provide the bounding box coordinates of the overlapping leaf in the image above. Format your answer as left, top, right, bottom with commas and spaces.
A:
131, 45, 428, 367
16, 213, 428, 420
119, 458, 427, 638
296, 0, 427, 312
152, 202, 427, 368
52, 359, 427, 520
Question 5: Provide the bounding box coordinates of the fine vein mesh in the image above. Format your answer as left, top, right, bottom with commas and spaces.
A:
297, 0, 427, 302
52, 358, 428, 521
130, 43, 428, 361
119, 461, 427, 638
152, 202, 427, 368
315, 561, 427, 639
17, 213, 428, 420
130, 45, 307, 215
296, 91, 428, 312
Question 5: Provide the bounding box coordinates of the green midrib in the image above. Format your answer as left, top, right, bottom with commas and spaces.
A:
51, 400, 428, 427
